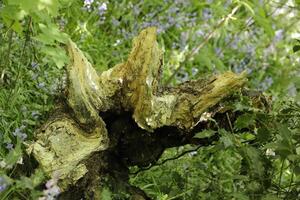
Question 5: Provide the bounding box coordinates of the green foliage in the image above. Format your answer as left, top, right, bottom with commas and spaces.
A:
0, 0, 299, 199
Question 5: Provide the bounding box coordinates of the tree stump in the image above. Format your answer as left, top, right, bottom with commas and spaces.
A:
28, 27, 247, 199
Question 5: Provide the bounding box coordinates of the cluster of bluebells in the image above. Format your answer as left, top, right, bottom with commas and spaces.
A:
39, 172, 61, 200
83, 0, 94, 12
0, 176, 8, 193
83, 0, 108, 24
30, 61, 65, 95
111, 0, 199, 41
260, 76, 273, 91
12, 125, 27, 141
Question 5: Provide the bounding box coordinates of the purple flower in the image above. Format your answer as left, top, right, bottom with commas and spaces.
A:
12, 125, 27, 141
6, 143, 13, 150
180, 31, 189, 50
83, 0, 94, 12
97, 2, 107, 16
132, 5, 140, 16
39, 172, 61, 200
37, 82, 45, 89
32, 111, 40, 119
196, 29, 205, 37
288, 84, 297, 97
168, 6, 179, 14
274, 29, 284, 43
260, 76, 273, 91
202, 8, 212, 20
176, 70, 189, 83
230, 36, 240, 49
215, 47, 224, 58
191, 67, 199, 76
84, 0, 94, 7
31, 62, 39, 69
111, 18, 120, 27
243, 44, 255, 55
0, 177, 8, 192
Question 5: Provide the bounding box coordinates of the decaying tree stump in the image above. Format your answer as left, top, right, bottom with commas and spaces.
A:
28, 27, 250, 199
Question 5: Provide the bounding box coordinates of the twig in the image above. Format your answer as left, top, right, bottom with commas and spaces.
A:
226, 112, 234, 133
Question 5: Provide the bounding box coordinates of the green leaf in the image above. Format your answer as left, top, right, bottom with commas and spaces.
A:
240, 132, 255, 141
234, 113, 255, 130
16, 169, 45, 190
275, 140, 293, 158
41, 46, 69, 68
35, 23, 69, 45
256, 127, 271, 143
5, 139, 22, 166
0, 5, 25, 33
194, 129, 216, 139
220, 129, 235, 148
38, 0, 60, 16
9, 0, 38, 13
240, 146, 264, 177
277, 124, 292, 141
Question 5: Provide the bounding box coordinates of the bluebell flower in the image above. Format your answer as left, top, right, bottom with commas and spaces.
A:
243, 44, 255, 56
180, 32, 189, 50
288, 84, 297, 97
6, 143, 13, 150
111, 18, 120, 27
215, 47, 224, 58
132, 5, 140, 16
230, 36, 239, 50
39, 172, 61, 200
260, 76, 273, 91
83, 0, 94, 12
38, 82, 46, 89
0, 177, 8, 192
202, 8, 212, 20
168, 6, 179, 14
31, 62, 39, 69
97, 2, 107, 16
12, 125, 27, 141
274, 29, 284, 43
191, 67, 199, 76
176, 70, 189, 83
59, 18, 67, 29
32, 111, 40, 119
196, 29, 205, 37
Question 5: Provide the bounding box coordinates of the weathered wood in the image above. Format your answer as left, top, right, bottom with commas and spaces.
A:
28, 27, 246, 195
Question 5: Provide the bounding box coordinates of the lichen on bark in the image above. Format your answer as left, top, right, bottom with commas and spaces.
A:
28, 27, 247, 192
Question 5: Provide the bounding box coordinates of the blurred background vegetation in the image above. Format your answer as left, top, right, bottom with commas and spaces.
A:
0, 0, 300, 199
